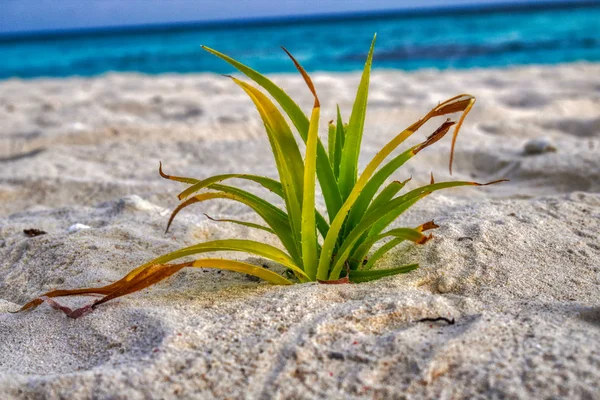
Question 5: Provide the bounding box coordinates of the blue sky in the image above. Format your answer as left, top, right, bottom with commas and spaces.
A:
0, 0, 579, 34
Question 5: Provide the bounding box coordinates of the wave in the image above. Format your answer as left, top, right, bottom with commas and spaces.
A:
340, 37, 600, 63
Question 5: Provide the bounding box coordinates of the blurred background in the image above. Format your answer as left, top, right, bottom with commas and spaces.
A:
1, 0, 599, 78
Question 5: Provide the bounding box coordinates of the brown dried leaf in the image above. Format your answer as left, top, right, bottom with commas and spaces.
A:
18, 263, 187, 317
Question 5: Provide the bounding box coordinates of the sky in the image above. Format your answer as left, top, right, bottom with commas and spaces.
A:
0, 0, 583, 34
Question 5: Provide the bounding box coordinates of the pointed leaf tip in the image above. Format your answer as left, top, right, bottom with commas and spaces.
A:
478, 179, 510, 186
202, 213, 275, 234
281, 46, 319, 108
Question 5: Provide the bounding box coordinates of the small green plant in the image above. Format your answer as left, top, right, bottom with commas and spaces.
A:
20, 35, 504, 318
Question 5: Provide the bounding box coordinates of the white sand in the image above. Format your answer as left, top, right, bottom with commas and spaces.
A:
0, 64, 599, 399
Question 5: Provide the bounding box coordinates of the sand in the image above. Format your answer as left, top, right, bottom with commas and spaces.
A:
0, 63, 599, 399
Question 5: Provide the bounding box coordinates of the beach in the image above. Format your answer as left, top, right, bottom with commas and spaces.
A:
0, 64, 599, 398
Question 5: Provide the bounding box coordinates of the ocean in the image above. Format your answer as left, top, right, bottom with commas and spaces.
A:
0, 2, 599, 79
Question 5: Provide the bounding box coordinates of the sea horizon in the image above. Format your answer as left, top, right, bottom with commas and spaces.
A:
2, 0, 597, 40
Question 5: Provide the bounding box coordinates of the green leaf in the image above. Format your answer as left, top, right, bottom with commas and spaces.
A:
203, 213, 275, 234
317, 98, 476, 281
329, 194, 427, 280
190, 259, 293, 285
349, 263, 418, 283
328, 121, 336, 167
178, 174, 330, 240
337, 34, 376, 199
351, 227, 430, 269
179, 173, 283, 201
204, 46, 343, 221
345, 148, 415, 235
358, 220, 438, 270
315, 211, 329, 239
231, 77, 305, 257
330, 179, 505, 279
129, 239, 308, 281
301, 105, 320, 279
202, 46, 309, 135
366, 179, 410, 214
166, 183, 301, 264
362, 237, 405, 271
282, 47, 322, 280
334, 105, 345, 180
344, 117, 455, 237
347, 181, 413, 269
368, 180, 499, 241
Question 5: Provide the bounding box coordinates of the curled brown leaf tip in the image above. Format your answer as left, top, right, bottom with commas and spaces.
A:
420, 220, 440, 232
448, 96, 476, 175
281, 46, 319, 108
407, 94, 475, 175
430, 172, 435, 185
425, 94, 476, 176
203, 213, 219, 222
158, 161, 168, 179
432, 95, 474, 116
159, 163, 200, 186
413, 119, 456, 154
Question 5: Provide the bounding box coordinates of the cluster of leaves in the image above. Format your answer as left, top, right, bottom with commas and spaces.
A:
19, 35, 504, 318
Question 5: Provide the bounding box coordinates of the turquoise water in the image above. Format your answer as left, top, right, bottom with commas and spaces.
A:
0, 3, 599, 79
